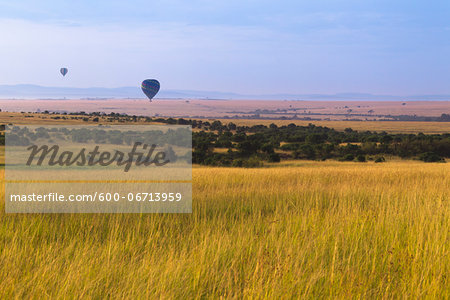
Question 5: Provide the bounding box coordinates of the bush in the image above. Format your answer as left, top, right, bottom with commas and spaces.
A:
356, 154, 366, 162
297, 144, 316, 160
280, 143, 300, 151
232, 159, 243, 167
419, 152, 445, 163
232, 157, 263, 168
268, 152, 281, 163
374, 156, 386, 163
340, 154, 355, 161
242, 156, 263, 168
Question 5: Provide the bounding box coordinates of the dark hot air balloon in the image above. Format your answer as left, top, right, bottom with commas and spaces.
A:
141, 79, 160, 102
60, 68, 68, 77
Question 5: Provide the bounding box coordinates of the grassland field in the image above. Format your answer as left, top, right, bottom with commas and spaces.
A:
1, 111, 450, 134
0, 114, 449, 298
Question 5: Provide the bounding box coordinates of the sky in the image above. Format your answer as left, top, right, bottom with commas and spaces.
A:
0, 0, 449, 95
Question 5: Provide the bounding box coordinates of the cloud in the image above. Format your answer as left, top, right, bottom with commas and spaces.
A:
0, 18, 299, 89
0, 0, 449, 95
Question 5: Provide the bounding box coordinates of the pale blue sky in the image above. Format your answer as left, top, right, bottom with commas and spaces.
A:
0, 0, 449, 95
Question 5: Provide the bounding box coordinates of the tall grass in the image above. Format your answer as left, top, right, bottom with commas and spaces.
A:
0, 161, 449, 298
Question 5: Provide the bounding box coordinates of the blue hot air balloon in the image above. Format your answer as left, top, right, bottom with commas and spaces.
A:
60, 68, 68, 77
141, 79, 160, 102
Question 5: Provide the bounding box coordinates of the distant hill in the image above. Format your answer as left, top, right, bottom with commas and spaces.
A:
0, 84, 449, 101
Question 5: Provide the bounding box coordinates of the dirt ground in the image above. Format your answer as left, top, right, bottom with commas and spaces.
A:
0, 99, 448, 120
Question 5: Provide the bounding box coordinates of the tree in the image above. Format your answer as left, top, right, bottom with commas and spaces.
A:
261, 143, 275, 154
164, 146, 177, 163
227, 122, 237, 131
297, 144, 316, 160
238, 139, 260, 156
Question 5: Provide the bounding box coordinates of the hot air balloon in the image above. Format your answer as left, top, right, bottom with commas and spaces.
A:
141, 79, 160, 102
60, 68, 68, 77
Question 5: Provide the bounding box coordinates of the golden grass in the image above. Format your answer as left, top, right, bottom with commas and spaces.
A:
0, 112, 169, 126
0, 161, 449, 298
2, 112, 450, 133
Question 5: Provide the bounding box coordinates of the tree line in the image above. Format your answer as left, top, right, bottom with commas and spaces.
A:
1, 113, 448, 166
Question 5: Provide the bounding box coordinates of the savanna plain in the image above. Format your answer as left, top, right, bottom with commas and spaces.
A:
0, 112, 449, 298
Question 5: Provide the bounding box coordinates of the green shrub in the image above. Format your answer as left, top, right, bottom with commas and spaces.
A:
268, 153, 281, 163
340, 154, 355, 161
242, 156, 263, 168
374, 156, 386, 163
232, 159, 244, 167
419, 152, 445, 163
356, 154, 366, 162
